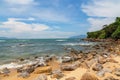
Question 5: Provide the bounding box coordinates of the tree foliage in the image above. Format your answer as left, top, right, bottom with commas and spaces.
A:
87, 17, 120, 39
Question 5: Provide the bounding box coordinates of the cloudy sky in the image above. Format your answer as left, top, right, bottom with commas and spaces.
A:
0, 0, 119, 38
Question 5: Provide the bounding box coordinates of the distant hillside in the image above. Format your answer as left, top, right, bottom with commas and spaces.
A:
87, 17, 120, 39
70, 35, 86, 39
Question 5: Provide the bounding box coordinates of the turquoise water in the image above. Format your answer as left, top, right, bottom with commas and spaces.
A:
0, 38, 92, 64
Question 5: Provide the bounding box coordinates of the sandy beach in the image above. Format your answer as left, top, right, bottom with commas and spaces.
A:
0, 40, 120, 80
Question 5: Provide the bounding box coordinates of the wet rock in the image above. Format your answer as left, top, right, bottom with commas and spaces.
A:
34, 66, 52, 74
104, 76, 119, 80
51, 70, 64, 79
19, 58, 25, 62
1, 67, 10, 76
17, 65, 35, 73
18, 71, 30, 78
81, 72, 99, 80
65, 77, 76, 80
34, 74, 47, 80
92, 63, 103, 71
17, 67, 23, 73
62, 56, 73, 63
25, 66, 35, 73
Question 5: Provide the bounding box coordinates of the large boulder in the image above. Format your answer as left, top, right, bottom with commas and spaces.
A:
34, 66, 52, 74
81, 72, 99, 80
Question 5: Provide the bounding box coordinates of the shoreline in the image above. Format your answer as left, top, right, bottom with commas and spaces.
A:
0, 39, 120, 80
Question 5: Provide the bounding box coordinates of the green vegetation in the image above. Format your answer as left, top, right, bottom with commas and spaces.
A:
87, 17, 120, 39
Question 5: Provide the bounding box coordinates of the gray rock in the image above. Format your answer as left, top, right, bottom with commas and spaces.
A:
34, 74, 47, 80
92, 63, 103, 71
61, 63, 79, 71
18, 71, 30, 78
1, 67, 10, 76
51, 70, 64, 79
62, 56, 73, 63
97, 68, 112, 77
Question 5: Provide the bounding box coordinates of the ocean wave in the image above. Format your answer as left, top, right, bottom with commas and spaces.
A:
61, 42, 94, 46
0, 40, 6, 42
56, 39, 66, 42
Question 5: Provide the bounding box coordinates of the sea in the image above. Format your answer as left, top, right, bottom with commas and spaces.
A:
0, 38, 95, 65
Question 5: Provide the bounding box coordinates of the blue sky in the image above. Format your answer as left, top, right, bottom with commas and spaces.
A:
0, 0, 119, 38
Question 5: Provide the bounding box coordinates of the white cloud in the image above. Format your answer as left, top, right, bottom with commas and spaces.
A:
81, 0, 120, 31
88, 17, 115, 31
81, 0, 120, 17
0, 18, 49, 33
0, 18, 75, 38
4, 0, 35, 5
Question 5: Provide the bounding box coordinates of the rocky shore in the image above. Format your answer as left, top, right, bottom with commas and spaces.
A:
0, 39, 120, 80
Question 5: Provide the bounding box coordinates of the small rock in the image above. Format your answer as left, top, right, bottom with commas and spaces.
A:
62, 56, 73, 63
51, 70, 64, 79
34, 74, 47, 80
18, 71, 30, 78
61, 63, 79, 71
114, 68, 120, 76
1, 67, 10, 76
92, 63, 103, 71
65, 77, 76, 80
98, 57, 106, 64
97, 68, 112, 77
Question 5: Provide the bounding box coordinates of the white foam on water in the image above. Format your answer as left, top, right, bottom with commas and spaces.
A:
62, 42, 94, 46
56, 40, 66, 42
0, 63, 23, 69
